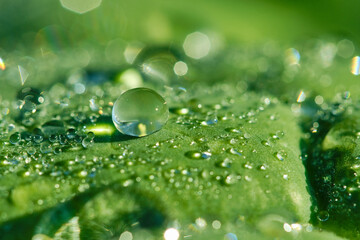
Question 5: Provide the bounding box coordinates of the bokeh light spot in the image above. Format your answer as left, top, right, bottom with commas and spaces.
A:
119, 231, 133, 240
183, 32, 211, 59
163, 228, 179, 240
337, 39, 354, 58
60, 0, 102, 14
173, 61, 188, 76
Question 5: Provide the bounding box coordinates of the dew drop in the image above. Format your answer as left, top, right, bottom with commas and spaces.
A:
9, 132, 21, 145
317, 210, 329, 222
82, 136, 94, 148
224, 174, 237, 185
185, 151, 211, 160
112, 88, 169, 137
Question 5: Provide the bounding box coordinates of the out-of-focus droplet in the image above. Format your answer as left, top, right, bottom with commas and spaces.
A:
116, 68, 143, 89
163, 228, 179, 240
119, 231, 133, 240
351, 56, 360, 75
0, 57, 5, 70
317, 210, 329, 222
296, 90, 306, 103
112, 88, 168, 137
17, 88, 44, 105
9, 132, 21, 144
82, 136, 94, 148
225, 233, 238, 240
183, 32, 211, 59
285, 48, 300, 65
74, 82, 85, 94
124, 42, 144, 64
320, 43, 337, 68
136, 47, 180, 85
60, 0, 102, 14
337, 39, 355, 58
173, 61, 188, 76
18, 65, 29, 86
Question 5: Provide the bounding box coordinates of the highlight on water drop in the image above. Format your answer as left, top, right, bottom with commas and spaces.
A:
351, 56, 360, 75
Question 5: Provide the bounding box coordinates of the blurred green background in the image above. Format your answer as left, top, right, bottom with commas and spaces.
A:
1, 0, 360, 50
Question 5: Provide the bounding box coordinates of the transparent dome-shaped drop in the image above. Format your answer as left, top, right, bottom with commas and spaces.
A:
112, 88, 169, 137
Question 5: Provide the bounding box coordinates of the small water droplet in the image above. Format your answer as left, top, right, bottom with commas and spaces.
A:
224, 174, 237, 185
82, 136, 94, 148
261, 140, 270, 147
317, 210, 329, 222
9, 132, 21, 145
185, 151, 211, 160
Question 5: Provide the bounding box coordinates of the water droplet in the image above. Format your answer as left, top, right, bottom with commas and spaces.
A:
224, 174, 237, 185
243, 162, 253, 169
261, 140, 271, 147
217, 158, 232, 168
112, 88, 169, 137
274, 151, 286, 161
201, 112, 218, 126
185, 151, 211, 160
9, 132, 21, 144
136, 47, 180, 84
40, 142, 52, 154
82, 136, 94, 148
66, 128, 77, 140
317, 210, 329, 222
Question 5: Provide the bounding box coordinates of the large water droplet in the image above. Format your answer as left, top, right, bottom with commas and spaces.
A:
112, 88, 169, 137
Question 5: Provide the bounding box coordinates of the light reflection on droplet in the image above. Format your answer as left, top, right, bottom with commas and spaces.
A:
173, 61, 188, 76
124, 42, 144, 64
18, 65, 29, 86
296, 90, 306, 103
183, 32, 211, 59
119, 231, 133, 240
60, 0, 102, 14
285, 48, 300, 65
351, 56, 360, 75
0, 57, 5, 70
163, 228, 179, 240
283, 223, 292, 232
225, 233, 238, 240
